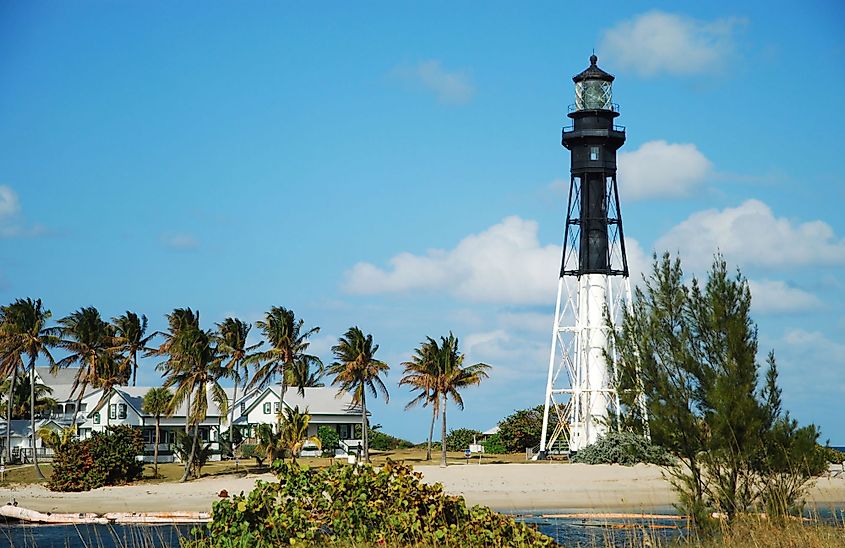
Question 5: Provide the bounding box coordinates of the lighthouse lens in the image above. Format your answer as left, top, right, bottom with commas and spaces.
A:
575, 80, 612, 110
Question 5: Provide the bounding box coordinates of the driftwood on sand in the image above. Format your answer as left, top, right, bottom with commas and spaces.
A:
0, 504, 210, 524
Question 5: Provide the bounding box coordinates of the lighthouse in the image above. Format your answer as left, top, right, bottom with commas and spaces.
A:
539, 55, 632, 456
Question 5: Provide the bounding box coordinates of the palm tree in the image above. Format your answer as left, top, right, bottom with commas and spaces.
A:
0, 378, 56, 419
247, 306, 322, 403
432, 333, 491, 467
215, 318, 261, 447
0, 298, 58, 478
91, 351, 131, 428
0, 349, 22, 463
142, 387, 172, 477
153, 308, 200, 434
328, 327, 389, 463
112, 311, 155, 386
55, 307, 114, 417
399, 338, 440, 461
255, 423, 284, 463
161, 321, 228, 482
278, 405, 321, 464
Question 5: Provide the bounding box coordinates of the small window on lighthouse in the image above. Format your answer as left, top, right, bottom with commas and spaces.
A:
590, 147, 599, 161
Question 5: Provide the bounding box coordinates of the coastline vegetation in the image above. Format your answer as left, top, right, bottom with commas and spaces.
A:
185, 459, 555, 547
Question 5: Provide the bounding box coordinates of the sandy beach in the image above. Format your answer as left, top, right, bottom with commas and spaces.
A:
2, 464, 844, 515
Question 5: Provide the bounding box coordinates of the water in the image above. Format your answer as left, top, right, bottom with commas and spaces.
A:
2, 507, 843, 547
0, 522, 195, 548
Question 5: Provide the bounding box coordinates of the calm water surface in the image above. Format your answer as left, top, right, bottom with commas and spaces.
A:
2, 506, 843, 547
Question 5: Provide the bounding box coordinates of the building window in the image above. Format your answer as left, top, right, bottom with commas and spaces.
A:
273, 402, 280, 414
118, 403, 127, 420
263, 402, 271, 414
240, 402, 245, 414
79, 403, 87, 413
338, 424, 351, 440
109, 404, 116, 420
94, 412, 100, 425
590, 147, 599, 161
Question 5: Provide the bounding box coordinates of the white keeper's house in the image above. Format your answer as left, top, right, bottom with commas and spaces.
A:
0, 366, 364, 464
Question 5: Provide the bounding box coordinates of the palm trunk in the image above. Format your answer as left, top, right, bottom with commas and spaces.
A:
74, 386, 86, 434
229, 376, 238, 453
153, 416, 160, 477
440, 393, 447, 468
104, 390, 110, 428
361, 391, 368, 463
30, 358, 44, 479
6, 367, 17, 463
132, 350, 138, 387
181, 421, 200, 482
185, 392, 191, 433
426, 405, 436, 461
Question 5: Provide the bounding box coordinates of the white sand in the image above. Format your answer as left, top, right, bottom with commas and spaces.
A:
1, 464, 843, 514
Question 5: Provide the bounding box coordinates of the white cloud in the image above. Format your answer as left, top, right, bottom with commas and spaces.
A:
463, 329, 548, 382
600, 11, 744, 76
0, 185, 20, 217
161, 232, 199, 251
655, 199, 845, 270
0, 185, 47, 238
347, 216, 650, 305
392, 60, 475, 104
748, 279, 821, 314
618, 140, 712, 200
345, 216, 559, 305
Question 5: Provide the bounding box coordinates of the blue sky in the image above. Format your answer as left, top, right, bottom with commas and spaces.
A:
1, 2, 844, 443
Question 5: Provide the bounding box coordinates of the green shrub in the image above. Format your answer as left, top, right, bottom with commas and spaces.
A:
186, 460, 556, 547
316, 426, 340, 457
446, 428, 482, 451
367, 428, 414, 450
48, 425, 144, 492
570, 431, 673, 466
482, 432, 507, 454
239, 444, 266, 466
497, 406, 553, 453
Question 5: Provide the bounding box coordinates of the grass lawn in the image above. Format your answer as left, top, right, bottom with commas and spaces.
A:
0, 449, 543, 487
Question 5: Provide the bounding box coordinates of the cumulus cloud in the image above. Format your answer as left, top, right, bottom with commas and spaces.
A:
618, 141, 712, 200
0, 185, 47, 238
600, 11, 744, 76
0, 185, 20, 217
748, 279, 821, 314
347, 216, 650, 305
161, 232, 199, 251
345, 216, 559, 305
392, 60, 475, 104
655, 199, 845, 270
463, 329, 548, 382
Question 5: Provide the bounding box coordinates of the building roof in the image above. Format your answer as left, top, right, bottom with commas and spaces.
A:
34, 366, 80, 402
241, 385, 361, 417
0, 419, 62, 438
572, 54, 615, 83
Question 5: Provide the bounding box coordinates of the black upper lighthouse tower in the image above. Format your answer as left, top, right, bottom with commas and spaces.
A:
561, 54, 629, 278
539, 55, 635, 456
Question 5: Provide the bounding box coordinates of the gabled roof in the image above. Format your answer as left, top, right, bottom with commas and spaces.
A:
241, 385, 361, 417
103, 385, 226, 418
34, 366, 80, 402
0, 419, 63, 438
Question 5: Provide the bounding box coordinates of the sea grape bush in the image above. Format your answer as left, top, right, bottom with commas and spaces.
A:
570, 431, 674, 466
185, 460, 556, 547
481, 432, 507, 454
48, 425, 144, 492
445, 428, 482, 451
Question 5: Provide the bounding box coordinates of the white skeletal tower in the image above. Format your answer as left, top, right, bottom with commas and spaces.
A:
539, 55, 633, 456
